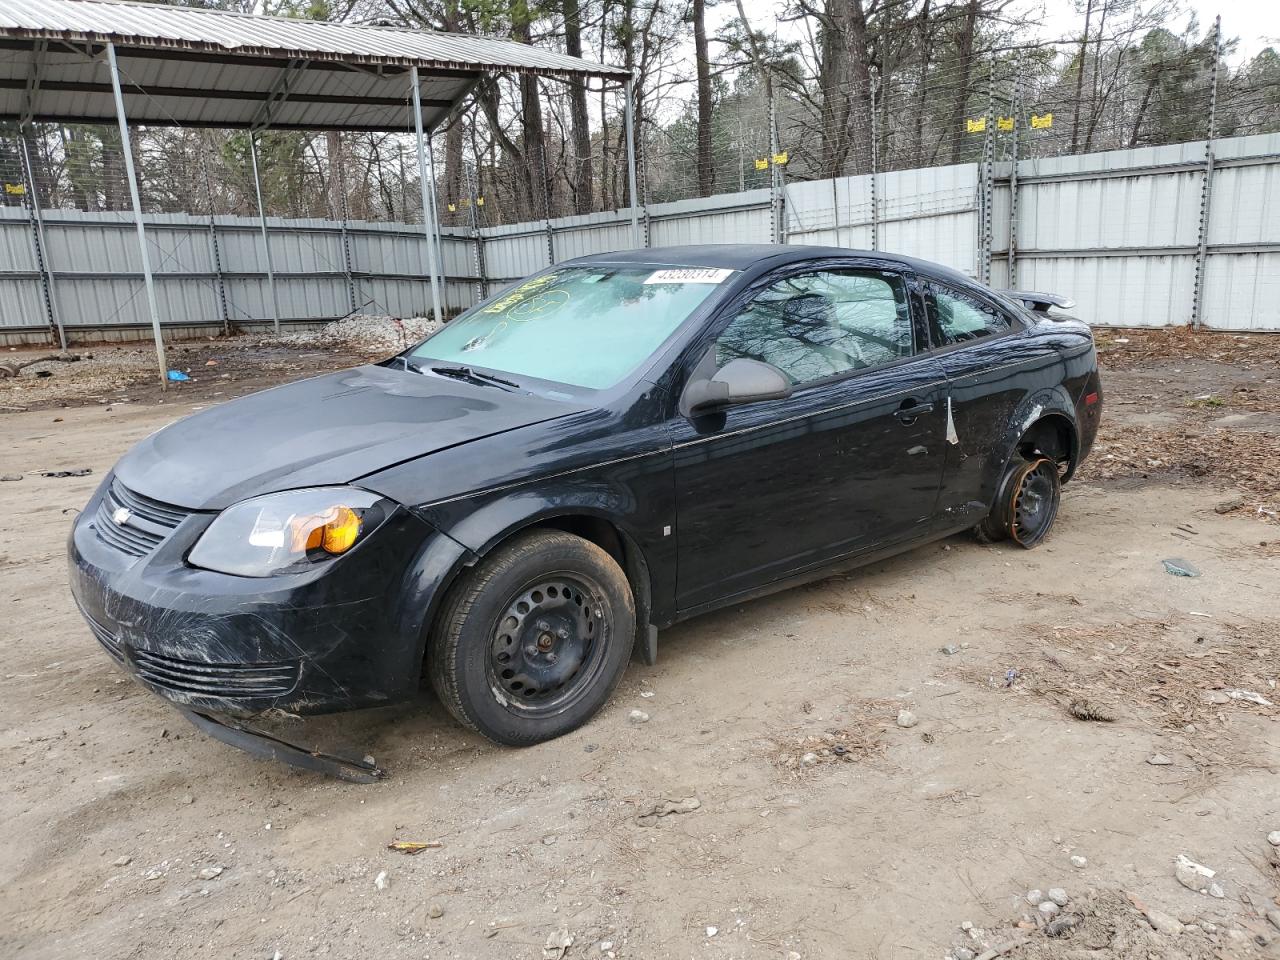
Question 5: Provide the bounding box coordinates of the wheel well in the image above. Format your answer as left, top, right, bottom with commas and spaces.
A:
1017, 414, 1078, 480
509, 515, 653, 637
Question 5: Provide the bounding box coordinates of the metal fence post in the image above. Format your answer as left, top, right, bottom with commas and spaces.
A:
249, 133, 282, 334
537, 111, 556, 266
334, 133, 358, 314
978, 54, 995, 283
106, 41, 167, 386
639, 128, 652, 248
18, 130, 64, 349
466, 160, 488, 302
199, 133, 229, 335
624, 76, 641, 248
769, 91, 781, 244
1008, 55, 1021, 289
869, 70, 880, 252
1191, 15, 1222, 329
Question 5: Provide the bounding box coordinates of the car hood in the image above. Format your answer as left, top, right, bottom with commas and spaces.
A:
114, 365, 589, 510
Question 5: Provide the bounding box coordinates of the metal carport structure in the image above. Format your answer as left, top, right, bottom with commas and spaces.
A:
0, 0, 636, 384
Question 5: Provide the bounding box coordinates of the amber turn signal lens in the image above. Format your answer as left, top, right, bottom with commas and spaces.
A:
290, 505, 363, 555
320, 505, 361, 554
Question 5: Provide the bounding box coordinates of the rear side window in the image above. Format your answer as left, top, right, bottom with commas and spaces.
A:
715, 270, 913, 386
931, 285, 1014, 344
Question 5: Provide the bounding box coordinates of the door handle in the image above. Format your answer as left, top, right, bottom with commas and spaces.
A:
895, 399, 934, 424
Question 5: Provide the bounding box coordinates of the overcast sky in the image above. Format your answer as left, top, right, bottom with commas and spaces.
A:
720, 0, 1278, 66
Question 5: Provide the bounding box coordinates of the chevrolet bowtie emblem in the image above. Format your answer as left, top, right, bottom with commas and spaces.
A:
112, 507, 132, 526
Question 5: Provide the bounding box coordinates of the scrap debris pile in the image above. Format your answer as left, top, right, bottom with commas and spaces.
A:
277, 314, 440, 355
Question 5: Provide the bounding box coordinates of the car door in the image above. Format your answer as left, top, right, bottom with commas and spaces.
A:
669, 264, 949, 612
924, 281, 1063, 526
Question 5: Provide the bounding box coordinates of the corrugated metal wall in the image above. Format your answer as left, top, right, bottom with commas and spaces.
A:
0, 209, 478, 335
989, 133, 1280, 329
2, 133, 1276, 341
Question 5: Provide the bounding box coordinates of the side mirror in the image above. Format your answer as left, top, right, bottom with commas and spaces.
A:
684, 358, 792, 416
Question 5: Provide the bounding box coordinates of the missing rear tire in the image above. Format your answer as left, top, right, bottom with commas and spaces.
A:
976, 455, 1061, 549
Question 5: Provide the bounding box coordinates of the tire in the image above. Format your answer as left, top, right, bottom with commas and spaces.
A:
428, 530, 635, 746
975, 455, 1061, 549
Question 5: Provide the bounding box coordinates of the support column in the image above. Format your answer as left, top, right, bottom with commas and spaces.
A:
623, 76, 641, 248
18, 130, 64, 349
411, 66, 444, 324
106, 42, 166, 386
249, 134, 281, 334
426, 134, 450, 313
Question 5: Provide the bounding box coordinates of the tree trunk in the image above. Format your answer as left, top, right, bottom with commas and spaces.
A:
948, 0, 979, 164
693, 0, 715, 196
1070, 0, 1094, 153
1128, 78, 1156, 146
912, 0, 933, 167
512, 14, 550, 220
325, 129, 344, 219
563, 0, 595, 213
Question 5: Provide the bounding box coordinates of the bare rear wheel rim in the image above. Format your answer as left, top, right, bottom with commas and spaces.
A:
486, 573, 611, 717
1010, 458, 1058, 546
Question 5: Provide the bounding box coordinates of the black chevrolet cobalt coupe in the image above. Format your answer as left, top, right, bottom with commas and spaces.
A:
70, 245, 1101, 754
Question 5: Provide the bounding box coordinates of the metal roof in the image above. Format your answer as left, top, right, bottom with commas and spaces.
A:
0, 0, 628, 132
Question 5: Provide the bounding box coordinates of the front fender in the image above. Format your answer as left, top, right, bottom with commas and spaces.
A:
416, 476, 674, 630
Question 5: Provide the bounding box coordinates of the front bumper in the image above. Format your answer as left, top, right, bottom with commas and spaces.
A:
68, 476, 466, 718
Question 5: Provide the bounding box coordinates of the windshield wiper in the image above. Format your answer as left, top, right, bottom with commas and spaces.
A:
430, 365, 519, 390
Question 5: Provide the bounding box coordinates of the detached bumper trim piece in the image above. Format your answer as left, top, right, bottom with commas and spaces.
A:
181, 709, 386, 783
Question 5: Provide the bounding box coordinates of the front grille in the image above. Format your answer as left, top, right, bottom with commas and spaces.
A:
130, 648, 301, 699
82, 607, 124, 664
92, 479, 193, 559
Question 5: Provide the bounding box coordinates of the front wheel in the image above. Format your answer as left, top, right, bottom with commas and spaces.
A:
428, 530, 635, 746
976, 455, 1061, 548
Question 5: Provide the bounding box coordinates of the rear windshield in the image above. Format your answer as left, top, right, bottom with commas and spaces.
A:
410, 266, 734, 389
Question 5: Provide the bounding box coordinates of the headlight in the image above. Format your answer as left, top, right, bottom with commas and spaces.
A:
188, 487, 390, 578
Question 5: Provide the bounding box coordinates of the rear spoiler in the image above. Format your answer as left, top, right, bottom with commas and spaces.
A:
998, 289, 1076, 313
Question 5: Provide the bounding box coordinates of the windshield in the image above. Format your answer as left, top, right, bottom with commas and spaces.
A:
410, 265, 734, 390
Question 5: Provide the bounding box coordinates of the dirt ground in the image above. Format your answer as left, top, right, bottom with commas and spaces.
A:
2, 326, 1279, 960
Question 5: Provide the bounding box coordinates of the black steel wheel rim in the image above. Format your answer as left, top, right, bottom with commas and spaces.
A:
485, 573, 611, 716
1011, 459, 1058, 545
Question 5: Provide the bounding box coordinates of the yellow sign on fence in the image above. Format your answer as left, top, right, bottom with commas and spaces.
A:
772, 151, 789, 166
997, 116, 1014, 132
4, 182, 26, 196
754, 158, 769, 170
1031, 112, 1053, 129
967, 117, 987, 133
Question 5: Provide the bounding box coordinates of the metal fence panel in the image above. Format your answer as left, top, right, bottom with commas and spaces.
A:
2, 135, 1277, 338
650, 190, 773, 247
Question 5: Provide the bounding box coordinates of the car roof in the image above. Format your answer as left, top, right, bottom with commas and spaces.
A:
563, 243, 980, 288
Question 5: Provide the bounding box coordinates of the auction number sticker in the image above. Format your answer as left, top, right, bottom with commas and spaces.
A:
643, 267, 734, 285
